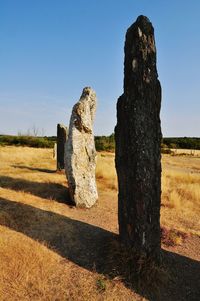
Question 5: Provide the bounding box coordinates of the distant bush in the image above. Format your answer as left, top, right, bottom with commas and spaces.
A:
161, 148, 173, 154
95, 135, 200, 152
1, 134, 199, 151
163, 137, 200, 150
0, 135, 55, 148
95, 134, 115, 151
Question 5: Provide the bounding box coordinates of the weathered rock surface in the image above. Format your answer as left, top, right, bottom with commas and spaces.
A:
53, 143, 57, 159
57, 124, 67, 171
65, 87, 98, 208
115, 15, 162, 261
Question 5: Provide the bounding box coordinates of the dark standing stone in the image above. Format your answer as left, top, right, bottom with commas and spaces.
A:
57, 124, 67, 171
115, 16, 162, 262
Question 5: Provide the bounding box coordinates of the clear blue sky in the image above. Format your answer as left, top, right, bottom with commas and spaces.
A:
0, 0, 200, 137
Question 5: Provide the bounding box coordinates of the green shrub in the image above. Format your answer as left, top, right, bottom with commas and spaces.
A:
95, 134, 115, 152
163, 137, 200, 150
0, 135, 55, 148
1, 134, 199, 151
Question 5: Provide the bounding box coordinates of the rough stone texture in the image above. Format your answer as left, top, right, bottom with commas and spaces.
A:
115, 16, 162, 262
57, 124, 68, 170
65, 87, 98, 208
53, 143, 57, 159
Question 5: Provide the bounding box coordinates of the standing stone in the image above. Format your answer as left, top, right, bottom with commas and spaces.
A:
57, 124, 67, 171
53, 143, 57, 159
65, 87, 98, 208
115, 16, 162, 262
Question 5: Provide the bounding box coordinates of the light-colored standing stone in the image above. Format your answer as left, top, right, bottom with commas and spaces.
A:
53, 143, 57, 159
65, 87, 98, 208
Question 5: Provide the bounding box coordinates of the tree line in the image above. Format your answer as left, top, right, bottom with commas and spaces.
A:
162, 137, 200, 150
0, 134, 199, 151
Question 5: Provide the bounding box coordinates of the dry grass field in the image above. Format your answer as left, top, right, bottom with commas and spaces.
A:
0, 146, 200, 301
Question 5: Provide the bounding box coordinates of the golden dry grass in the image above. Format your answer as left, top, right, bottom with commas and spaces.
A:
0, 146, 138, 301
0, 226, 70, 301
96, 151, 200, 236
161, 156, 200, 236
0, 146, 199, 300
96, 152, 117, 191
171, 148, 200, 157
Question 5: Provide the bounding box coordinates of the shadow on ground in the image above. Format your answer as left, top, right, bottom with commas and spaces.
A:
12, 164, 56, 173
0, 197, 199, 301
0, 175, 71, 204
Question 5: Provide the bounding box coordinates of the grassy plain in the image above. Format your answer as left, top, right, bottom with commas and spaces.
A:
0, 146, 199, 300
